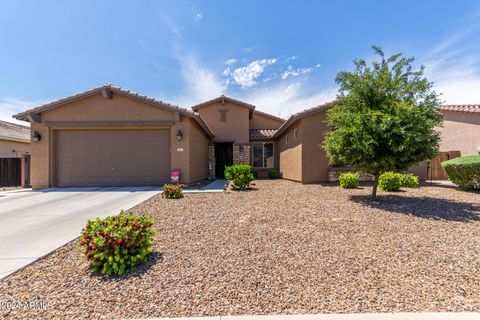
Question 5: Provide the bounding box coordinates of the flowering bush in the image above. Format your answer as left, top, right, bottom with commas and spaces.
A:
162, 183, 184, 199
339, 172, 360, 189
79, 213, 156, 276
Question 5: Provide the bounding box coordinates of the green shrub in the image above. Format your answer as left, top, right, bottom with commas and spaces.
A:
268, 170, 278, 179
378, 171, 402, 192
339, 172, 360, 189
441, 155, 480, 191
162, 183, 184, 199
79, 213, 156, 276
401, 173, 419, 188
224, 164, 255, 190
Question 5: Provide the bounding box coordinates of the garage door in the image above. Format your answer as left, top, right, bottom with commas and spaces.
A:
55, 130, 170, 187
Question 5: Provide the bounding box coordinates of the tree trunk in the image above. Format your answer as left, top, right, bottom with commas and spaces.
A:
372, 171, 380, 200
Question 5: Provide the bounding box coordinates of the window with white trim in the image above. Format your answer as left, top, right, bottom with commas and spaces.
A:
285, 135, 289, 145
252, 142, 274, 168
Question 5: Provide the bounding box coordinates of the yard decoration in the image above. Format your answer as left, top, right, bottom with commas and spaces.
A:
323, 46, 442, 199
224, 164, 255, 190
441, 155, 480, 191
339, 172, 360, 189
79, 213, 156, 276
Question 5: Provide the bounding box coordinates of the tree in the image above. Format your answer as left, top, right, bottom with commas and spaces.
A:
323, 46, 442, 199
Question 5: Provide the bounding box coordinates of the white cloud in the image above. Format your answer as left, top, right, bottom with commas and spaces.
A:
241, 82, 337, 117
224, 58, 236, 65
193, 13, 202, 21
280, 65, 314, 80
420, 26, 480, 104
0, 98, 36, 126
173, 54, 225, 106
231, 58, 277, 88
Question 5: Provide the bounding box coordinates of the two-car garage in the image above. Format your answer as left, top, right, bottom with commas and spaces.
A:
55, 129, 171, 187
14, 84, 213, 189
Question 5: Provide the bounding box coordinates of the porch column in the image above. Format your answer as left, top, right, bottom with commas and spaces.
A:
208, 144, 215, 177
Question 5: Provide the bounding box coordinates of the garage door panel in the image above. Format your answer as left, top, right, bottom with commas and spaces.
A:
55, 130, 170, 186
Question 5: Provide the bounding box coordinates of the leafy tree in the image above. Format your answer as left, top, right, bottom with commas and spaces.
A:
323, 46, 442, 199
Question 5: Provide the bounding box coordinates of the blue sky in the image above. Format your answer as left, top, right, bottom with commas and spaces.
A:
1, 0, 480, 124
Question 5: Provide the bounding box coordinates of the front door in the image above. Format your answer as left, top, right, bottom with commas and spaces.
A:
214, 142, 233, 178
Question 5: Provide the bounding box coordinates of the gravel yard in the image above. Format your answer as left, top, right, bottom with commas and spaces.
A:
1, 180, 480, 319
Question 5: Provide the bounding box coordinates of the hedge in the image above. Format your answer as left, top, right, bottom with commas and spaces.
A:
441, 155, 480, 191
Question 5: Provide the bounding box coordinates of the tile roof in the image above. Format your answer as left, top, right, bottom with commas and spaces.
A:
0, 120, 30, 143
439, 104, 480, 113
191, 95, 256, 111
253, 109, 286, 122
249, 129, 278, 140
13, 83, 214, 137
273, 102, 335, 138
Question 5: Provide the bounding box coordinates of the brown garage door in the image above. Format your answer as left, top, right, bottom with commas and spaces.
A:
55, 129, 170, 187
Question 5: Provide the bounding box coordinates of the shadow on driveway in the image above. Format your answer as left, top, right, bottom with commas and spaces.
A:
350, 194, 480, 222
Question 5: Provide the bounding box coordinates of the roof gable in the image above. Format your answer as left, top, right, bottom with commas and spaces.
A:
13, 83, 214, 137
191, 95, 256, 111
273, 102, 334, 138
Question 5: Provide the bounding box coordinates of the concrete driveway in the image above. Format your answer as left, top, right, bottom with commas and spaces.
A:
0, 186, 161, 279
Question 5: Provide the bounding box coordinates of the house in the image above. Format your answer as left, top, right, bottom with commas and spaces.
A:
0, 120, 30, 158
13, 83, 426, 189
437, 105, 480, 156
0, 121, 30, 187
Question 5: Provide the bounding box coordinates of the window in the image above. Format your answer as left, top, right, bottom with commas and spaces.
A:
294, 128, 299, 140
220, 110, 227, 122
285, 135, 289, 145
252, 142, 274, 168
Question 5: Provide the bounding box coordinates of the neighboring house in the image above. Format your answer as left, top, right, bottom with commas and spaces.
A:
0, 121, 30, 158
437, 105, 480, 156
13, 83, 428, 189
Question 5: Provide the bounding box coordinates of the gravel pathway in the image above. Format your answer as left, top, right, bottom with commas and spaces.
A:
1, 180, 479, 319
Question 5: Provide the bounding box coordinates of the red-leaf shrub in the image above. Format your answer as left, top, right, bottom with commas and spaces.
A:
79, 212, 156, 275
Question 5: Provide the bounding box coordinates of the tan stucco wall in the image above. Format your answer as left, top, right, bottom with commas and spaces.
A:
301, 111, 330, 183
250, 112, 283, 129
188, 118, 209, 183
437, 111, 480, 156
277, 121, 303, 181
195, 101, 250, 143
0, 139, 30, 158
28, 93, 207, 188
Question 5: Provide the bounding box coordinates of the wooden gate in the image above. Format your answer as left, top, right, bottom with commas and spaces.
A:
428, 150, 461, 180
0, 158, 22, 187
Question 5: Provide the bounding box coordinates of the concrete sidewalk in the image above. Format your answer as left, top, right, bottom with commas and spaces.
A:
184, 179, 228, 193
147, 313, 479, 320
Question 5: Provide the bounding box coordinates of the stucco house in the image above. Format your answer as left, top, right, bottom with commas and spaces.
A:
14, 83, 428, 189
437, 104, 480, 156
0, 120, 30, 158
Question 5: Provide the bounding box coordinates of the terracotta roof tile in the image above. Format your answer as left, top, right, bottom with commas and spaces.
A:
439, 105, 480, 113
249, 129, 278, 140
0, 121, 30, 142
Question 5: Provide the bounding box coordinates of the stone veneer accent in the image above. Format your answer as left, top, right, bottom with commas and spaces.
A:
328, 167, 375, 182
233, 144, 250, 165
208, 145, 215, 177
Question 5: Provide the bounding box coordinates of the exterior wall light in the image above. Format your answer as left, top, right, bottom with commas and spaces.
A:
176, 130, 183, 141
32, 131, 42, 142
